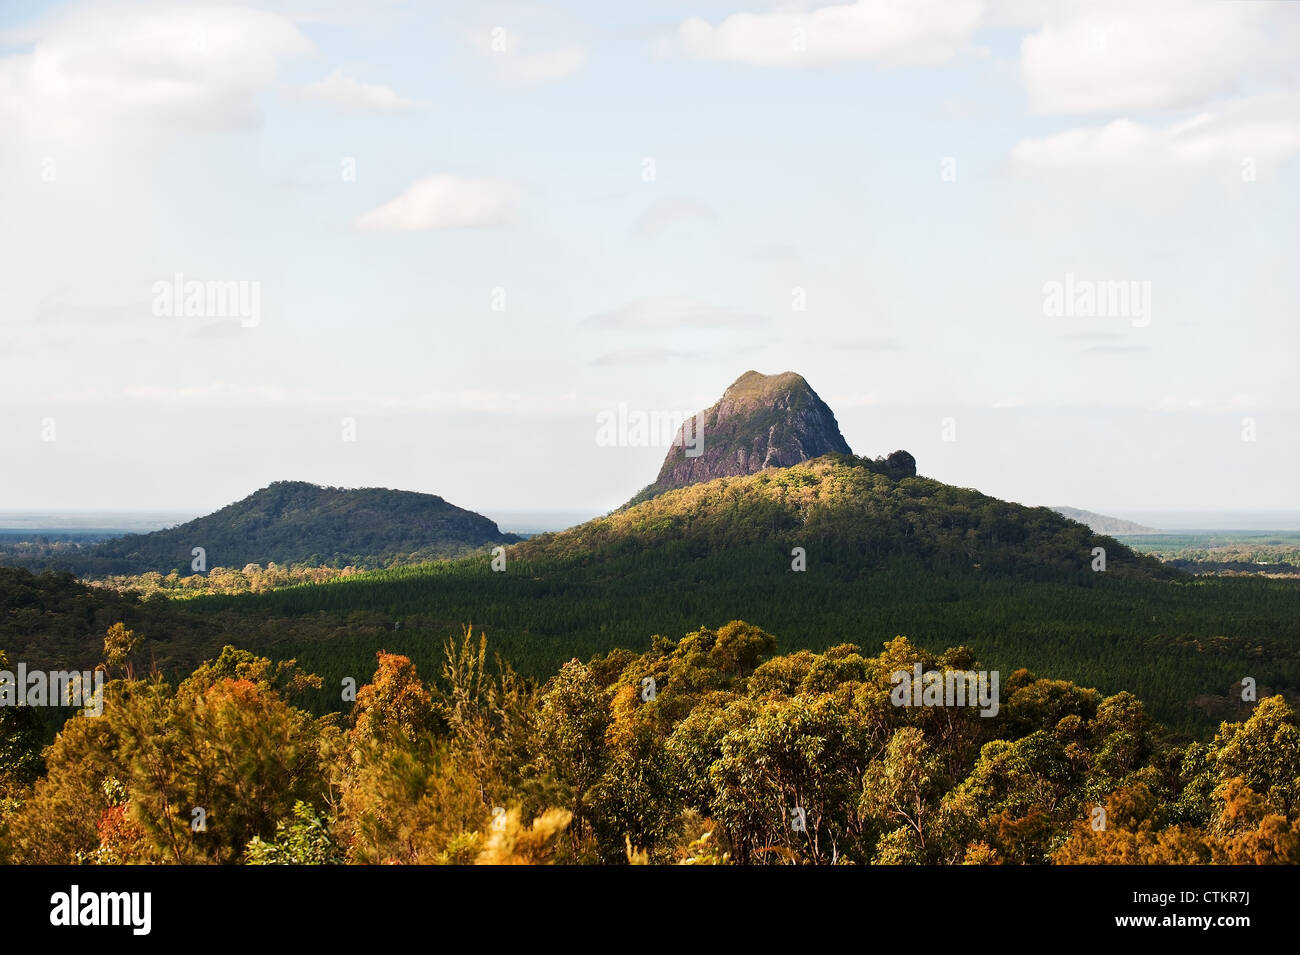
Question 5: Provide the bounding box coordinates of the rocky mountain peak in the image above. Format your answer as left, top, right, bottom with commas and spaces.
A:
628, 370, 855, 504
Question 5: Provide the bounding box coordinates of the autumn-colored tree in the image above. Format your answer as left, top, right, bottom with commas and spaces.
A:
103, 622, 144, 679
475, 807, 572, 865
1207, 778, 1300, 864
2, 697, 122, 863
1211, 696, 1300, 818
110, 672, 327, 863
337, 649, 491, 864
435, 626, 536, 808
337, 732, 487, 864
351, 651, 434, 744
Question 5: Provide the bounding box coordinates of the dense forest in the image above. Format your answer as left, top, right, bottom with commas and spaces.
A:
2, 621, 1296, 865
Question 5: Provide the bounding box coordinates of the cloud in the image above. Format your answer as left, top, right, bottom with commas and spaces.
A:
675, 0, 983, 68
834, 337, 903, 352
505, 45, 585, 83
30, 300, 150, 326
1020, 1, 1284, 115
476, 28, 584, 83
57, 382, 581, 414
629, 197, 716, 239
299, 69, 417, 113
590, 347, 698, 367
1061, 331, 1123, 342
0, 2, 312, 143
582, 297, 767, 330
1008, 96, 1300, 175
749, 245, 802, 262
1153, 394, 1266, 414
354, 174, 518, 231
1081, 344, 1151, 354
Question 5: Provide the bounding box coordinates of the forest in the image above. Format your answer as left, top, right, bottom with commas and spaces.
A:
3, 452, 1298, 868
2, 621, 1296, 865
4, 455, 1300, 740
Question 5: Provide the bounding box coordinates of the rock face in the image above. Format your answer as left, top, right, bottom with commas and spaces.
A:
629, 370, 854, 504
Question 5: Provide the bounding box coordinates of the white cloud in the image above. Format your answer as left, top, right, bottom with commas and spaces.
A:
590, 347, 698, 366
582, 297, 766, 330
675, 0, 983, 68
1020, 1, 1284, 115
354, 174, 518, 231
299, 69, 417, 112
59, 382, 579, 414
1153, 394, 1268, 414
1009, 95, 1300, 174
505, 44, 585, 83
629, 197, 716, 239
0, 1, 312, 143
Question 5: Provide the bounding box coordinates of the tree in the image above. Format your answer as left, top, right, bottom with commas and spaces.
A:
351, 652, 434, 744
863, 726, 946, 861
1211, 696, 1300, 818
245, 801, 343, 864
533, 660, 609, 858
103, 622, 144, 679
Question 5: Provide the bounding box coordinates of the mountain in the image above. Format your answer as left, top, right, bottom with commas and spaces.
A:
524, 454, 1170, 581
626, 370, 880, 506
15, 372, 1296, 739
84, 481, 519, 574
187, 453, 1267, 735
1052, 507, 1160, 535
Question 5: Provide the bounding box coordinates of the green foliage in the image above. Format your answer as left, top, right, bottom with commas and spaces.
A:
245, 801, 343, 864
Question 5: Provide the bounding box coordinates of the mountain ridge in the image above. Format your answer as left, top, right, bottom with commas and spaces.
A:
1051, 506, 1161, 535
82, 480, 518, 574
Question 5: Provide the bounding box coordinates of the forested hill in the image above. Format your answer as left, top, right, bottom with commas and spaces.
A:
83, 481, 519, 574
519, 454, 1173, 581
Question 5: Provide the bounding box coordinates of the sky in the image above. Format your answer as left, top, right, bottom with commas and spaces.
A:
0, 0, 1296, 515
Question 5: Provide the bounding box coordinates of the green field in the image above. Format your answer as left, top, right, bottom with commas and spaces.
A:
1117, 531, 1300, 574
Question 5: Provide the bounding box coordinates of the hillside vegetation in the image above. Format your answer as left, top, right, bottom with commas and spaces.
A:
4, 624, 1298, 865
65, 481, 517, 575
7, 458, 1298, 738
163, 456, 1299, 736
